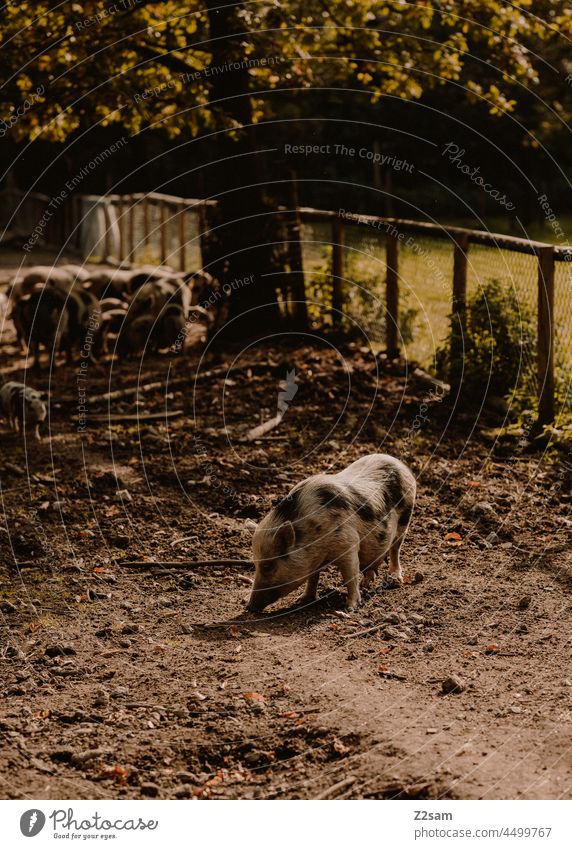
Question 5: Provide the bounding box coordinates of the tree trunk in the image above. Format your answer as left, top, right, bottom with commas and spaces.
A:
204, 0, 282, 339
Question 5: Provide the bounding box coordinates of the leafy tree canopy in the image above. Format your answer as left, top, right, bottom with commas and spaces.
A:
1, 1, 569, 144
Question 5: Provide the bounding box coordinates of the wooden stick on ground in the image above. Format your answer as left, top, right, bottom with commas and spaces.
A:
339, 621, 385, 639
246, 412, 284, 441
85, 361, 266, 406
88, 410, 184, 424
313, 775, 357, 800
117, 558, 253, 569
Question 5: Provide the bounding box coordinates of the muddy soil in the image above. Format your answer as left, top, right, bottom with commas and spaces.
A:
0, 325, 571, 800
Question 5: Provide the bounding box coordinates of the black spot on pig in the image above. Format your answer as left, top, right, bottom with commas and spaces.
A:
274, 488, 300, 522
398, 503, 414, 527
315, 485, 350, 511
384, 468, 405, 512
347, 487, 376, 522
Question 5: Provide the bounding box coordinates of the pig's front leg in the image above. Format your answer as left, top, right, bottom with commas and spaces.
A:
297, 570, 321, 606
336, 550, 362, 611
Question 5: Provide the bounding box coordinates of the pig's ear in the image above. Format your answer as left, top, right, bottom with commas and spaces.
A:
244, 519, 258, 535
274, 521, 295, 555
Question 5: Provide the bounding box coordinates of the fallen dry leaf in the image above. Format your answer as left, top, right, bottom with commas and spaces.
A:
444, 532, 463, 546
101, 764, 129, 786
296, 714, 317, 725
243, 691, 265, 703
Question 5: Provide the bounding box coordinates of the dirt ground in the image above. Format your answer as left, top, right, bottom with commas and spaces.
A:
1, 305, 571, 800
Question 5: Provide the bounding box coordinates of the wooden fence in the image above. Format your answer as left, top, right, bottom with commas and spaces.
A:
299, 207, 571, 428
4, 188, 570, 427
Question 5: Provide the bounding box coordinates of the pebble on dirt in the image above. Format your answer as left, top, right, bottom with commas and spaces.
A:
92, 687, 110, 707
140, 782, 160, 797
441, 675, 466, 695
114, 490, 133, 503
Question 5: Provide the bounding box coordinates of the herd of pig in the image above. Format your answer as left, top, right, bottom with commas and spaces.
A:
5, 262, 214, 368
1, 265, 418, 610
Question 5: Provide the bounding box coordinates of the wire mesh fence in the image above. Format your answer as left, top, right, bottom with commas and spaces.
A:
300, 210, 571, 426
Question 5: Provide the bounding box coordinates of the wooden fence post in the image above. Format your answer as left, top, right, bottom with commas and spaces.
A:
142, 196, 150, 256
197, 201, 209, 270
103, 200, 111, 260
385, 228, 399, 358
179, 201, 187, 271
117, 197, 124, 261
332, 216, 344, 329
451, 232, 469, 371
128, 195, 135, 261
537, 246, 555, 426
160, 200, 168, 264
287, 171, 308, 329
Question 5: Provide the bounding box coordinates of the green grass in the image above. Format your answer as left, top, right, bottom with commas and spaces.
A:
300, 220, 572, 418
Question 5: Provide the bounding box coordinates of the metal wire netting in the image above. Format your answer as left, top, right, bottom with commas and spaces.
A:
554, 260, 572, 417
300, 215, 572, 422
91, 198, 203, 270
129, 200, 202, 270
466, 245, 538, 405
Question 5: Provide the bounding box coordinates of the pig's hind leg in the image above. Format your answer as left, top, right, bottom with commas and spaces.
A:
335, 543, 362, 611
387, 509, 413, 584
297, 570, 321, 606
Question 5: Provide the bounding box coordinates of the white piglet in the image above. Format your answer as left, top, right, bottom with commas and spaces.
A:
0, 381, 47, 440
247, 453, 416, 612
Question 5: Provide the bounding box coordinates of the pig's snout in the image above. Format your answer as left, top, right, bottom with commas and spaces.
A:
246, 585, 282, 613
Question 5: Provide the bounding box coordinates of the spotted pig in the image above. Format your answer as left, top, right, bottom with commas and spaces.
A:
0, 381, 47, 440
247, 454, 416, 612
